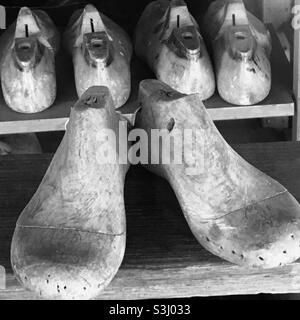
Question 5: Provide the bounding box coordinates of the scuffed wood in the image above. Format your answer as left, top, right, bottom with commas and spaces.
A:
10, 87, 130, 300
64, 4, 132, 108
0, 7, 60, 113
0, 26, 293, 134
1, 142, 300, 298
136, 79, 300, 269
203, 0, 272, 106
135, 0, 215, 98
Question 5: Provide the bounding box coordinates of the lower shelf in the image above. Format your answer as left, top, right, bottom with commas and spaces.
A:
1, 142, 300, 299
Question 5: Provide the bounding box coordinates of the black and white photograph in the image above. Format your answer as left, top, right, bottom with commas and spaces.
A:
0, 0, 299, 310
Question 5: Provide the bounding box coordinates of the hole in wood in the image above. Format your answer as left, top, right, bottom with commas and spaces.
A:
234, 32, 247, 40
18, 42, 31, 50
91, 39, 104, 48
167, 118, 175, 132
182, 31, 193, 40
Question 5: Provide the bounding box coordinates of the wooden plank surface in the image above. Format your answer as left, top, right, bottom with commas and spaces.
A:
1, 142, 300, 299
0, 25, 294, 134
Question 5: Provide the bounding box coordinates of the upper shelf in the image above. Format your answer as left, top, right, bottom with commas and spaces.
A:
0, 25, 294, 134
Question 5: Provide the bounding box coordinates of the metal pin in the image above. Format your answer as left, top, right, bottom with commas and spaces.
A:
90, 18, 94, 32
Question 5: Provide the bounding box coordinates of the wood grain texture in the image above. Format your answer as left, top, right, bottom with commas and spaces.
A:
134, 0, 215, 98
1, 142, 300, 299
63, 4, 132, 108
0, 25, 293, 134
0, 8, 60, 113
203, 0, 272, 106
10, 87, 130, 300
136, 79, 300, 269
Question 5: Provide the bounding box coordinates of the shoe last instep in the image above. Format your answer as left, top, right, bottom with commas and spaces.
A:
135, 79, 300, 269
135, 0, 215, 99
202, 0, 272, 106
0, 7, 60, 113
11, 86, 130, 300
64, 4, 132, 108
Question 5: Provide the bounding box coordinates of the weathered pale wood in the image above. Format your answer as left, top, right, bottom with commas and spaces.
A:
0, 55, 145, 134
10, 87, 130, 300
136, 79, 300, 269
135, 0, 215, 99
1, 142, 300, 299
205, 24, 294, 120
0, 7, 60, 113
3, 264, 300, 300
0, 25, 293, 134
203, 0, 272, 106
63, 4, 132, 109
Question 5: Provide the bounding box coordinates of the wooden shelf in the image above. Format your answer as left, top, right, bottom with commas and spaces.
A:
205, 26, 294, 121
0, 25, 294, 134
1, 141, 300, 299
124, 25, 294, 122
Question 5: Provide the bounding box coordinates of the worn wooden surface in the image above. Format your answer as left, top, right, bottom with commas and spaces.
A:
1, 141, 300, 299
124, 25, 294, 120
0, 25, 294, 134
0, 41, 146, 134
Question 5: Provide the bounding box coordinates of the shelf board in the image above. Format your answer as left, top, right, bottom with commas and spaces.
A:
1, 142, 300, 299
0, 25, 294, 134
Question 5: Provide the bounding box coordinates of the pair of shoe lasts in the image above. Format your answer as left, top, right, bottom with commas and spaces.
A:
11, 81, 300, 300
0, 4, 131, 113
135, 0, 272, 106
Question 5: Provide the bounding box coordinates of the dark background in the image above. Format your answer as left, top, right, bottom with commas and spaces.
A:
0, 0, 213, 35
